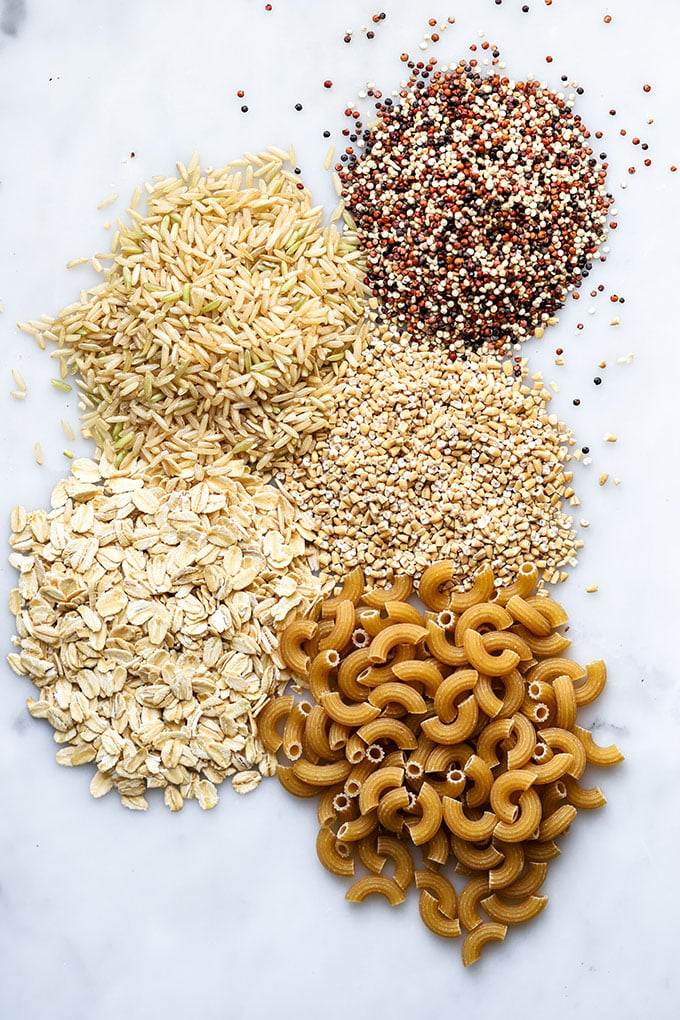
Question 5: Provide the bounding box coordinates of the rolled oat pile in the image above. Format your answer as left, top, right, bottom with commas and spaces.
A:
7, 456, 321, 811
277, 329, 578, 586
21, 151, 368, 478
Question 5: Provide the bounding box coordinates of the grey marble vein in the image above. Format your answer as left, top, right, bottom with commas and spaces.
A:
1, 0, 26, 37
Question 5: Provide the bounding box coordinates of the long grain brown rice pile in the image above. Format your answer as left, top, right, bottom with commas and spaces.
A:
7, 455, 321, 811
19, 151, 369, 480
277, 327, 579, 587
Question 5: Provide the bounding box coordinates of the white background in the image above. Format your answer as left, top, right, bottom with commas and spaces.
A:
0, 1, 678, 1018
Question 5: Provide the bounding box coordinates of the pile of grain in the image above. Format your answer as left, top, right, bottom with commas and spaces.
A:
20, 151, 368, 479
7, 456, 321, 810
340, 64, 612, 352
277, 328, 578, 586
265, 562, 623, 966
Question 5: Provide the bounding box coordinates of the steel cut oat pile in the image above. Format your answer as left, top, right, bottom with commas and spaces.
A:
7, 456, 321, 810
277, 329, 578, 586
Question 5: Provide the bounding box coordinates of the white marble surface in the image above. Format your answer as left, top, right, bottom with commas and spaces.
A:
1, 1, 679, 1017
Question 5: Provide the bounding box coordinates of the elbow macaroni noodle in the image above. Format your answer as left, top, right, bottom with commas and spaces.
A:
262, 562, 623, 966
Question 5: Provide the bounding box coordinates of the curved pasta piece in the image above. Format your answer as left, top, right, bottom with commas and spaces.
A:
425, 742, 474, 775
572, 725, 624, 767
552, 673, 577, 730
407, 730, 437, 768
433, 669, 479, 723
427, 775, 467, 800
358, 766, 405, 814
256, 694, 294, 754
463, 753, 494, 808
337, 648, 372, 702
493, 788, 542, 843
425, 620, 468, 667
424, 829, 450, 868
357, 717, 418, 750
309, 649, 340, 703
538, 803, 577, 841
463, 629, 520, 676
511, 625, 571, 658
449, 565, 496, 614
292, 758, 352, 787
362, 576, 413, 608
527, 657, 585, 685
345, 875, 406, 905
337, 810, 378, 843
563, 775, 607, 809
317, 785, 354, 827
418, 560, 456, 612
539, 779, 568, 818
279, 618, 318, 677
320, 691, 380, 728
368, 682, 428, 715
475, 670, 525, 720
385, 601, 425, 627
316, 826, 355, 877
539, 727, 587, 778
422, 696, 479, 745
321, 566, 365, 617
453, 603, 513, 646
327, 720, 351, 753
451, 836, 503, 872
481, 893, 548, 926
360, 609, 391, 638
487, 842, 525, 890
458, 874, 490, 932
407, 782, 444, 846
505, 595, 553, 637
357, 834, 386, 875
494, 563, 539, 607
392, 658, 444, 697
282, 701, 312, 762
368, 623, 429, 664
524, 595, 569, 628
490, 770, 536, 824
476, 718, 513, 768
376, 835, 415, 889
461, 922, 508, 966
482, 630, 533, 662
443, 798, 497, 841
377, 786, 411, 833
382, 748, 406, 769
360, 644, 415, 686
277, 766, 319, 799
344, 758, 378, 798
507, 713, 537, 770
318, 600, 356, 653
524, 839, 561, 862
524, 752, 574, 785
419, 892, 462, 939
573, 660, 607, 707
303, 706, 340, 762
415, 869, 458, 919
503, 861, 548, 898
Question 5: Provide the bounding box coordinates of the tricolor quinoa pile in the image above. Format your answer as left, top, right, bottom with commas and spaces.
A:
339, 62, 612, 352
